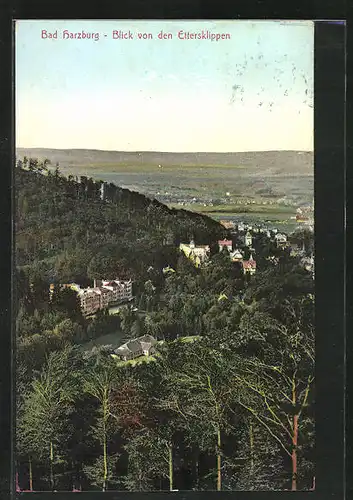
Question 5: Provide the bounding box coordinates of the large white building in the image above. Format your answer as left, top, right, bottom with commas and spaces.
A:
101, 279, 133, 303
78, 288, 102, 316
56, 278, 133, 316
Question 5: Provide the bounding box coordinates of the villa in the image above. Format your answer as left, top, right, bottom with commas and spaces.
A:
114, 334, 157, 361
218, 239, 233, 252
179, 240, 210, 267
230, 248, 244, 262
242, 254, 256, 275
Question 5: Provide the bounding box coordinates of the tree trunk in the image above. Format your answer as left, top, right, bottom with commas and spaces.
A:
29, 456, 33, 491
194, 449, 200, 490
249, 421, 254, 475
102, 393, 110, 492
217, 428, 222, 491
168, 443, 173, 491
50, 441, 54, 491
292, 414, 298, 491
103, 429, 108, 491
291, 379, 298, 491
311, 476, 316, 490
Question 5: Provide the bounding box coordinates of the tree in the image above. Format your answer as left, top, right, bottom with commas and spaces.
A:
157, 340, 239, 491
52, 318, 85, 343
143, 280, 157, 312
122, 428, 172, 491
119, 306, 137, 335
231, 296, 315, 490
51, 288, 82, 320
16, 362, 35, 491
17, 348, 81, 490
82, 359, 121, 491
221, 417, 287, 491
121, 363, 180, 491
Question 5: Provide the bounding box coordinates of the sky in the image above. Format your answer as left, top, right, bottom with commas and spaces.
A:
15, 20, 314, 152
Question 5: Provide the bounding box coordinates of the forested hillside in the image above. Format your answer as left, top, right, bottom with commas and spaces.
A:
15, 158, 315, 493
15, 158, 225, 286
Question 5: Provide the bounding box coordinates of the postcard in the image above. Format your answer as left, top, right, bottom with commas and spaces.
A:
15, 19, 315, 492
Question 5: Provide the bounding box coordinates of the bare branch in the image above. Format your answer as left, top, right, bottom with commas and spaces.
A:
237, 400, 291, 457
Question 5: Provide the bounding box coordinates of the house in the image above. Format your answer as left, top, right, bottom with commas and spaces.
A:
275, 233, 288, 247
237, 222, 246, 232
179, 240, 210, 267
218, 239, 233, 252
243, 231, 253, 247
114, 334, 157, 361
220, 220, 235, 229
289, 241, 305, 257
230, 248, 244, 262
138, 334, 158, 356
296, 213, 309, 222
115, 339, 143, 361
242, 254, 256, 275
301, 255, 314, 274
296, 208, 309, 223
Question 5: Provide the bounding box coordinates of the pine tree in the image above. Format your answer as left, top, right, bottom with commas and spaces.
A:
17, 347, 81, 490
82, 359, 121, 491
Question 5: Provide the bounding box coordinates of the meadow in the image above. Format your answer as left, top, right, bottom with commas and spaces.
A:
16, 148, 313, 229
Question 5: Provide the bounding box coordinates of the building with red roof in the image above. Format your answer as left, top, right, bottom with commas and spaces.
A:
218, 239, 233, 252
242, 254, 257, 275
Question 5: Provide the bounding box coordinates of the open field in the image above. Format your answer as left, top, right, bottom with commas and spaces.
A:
169, 202, 300, 232
170, 203, 295, 215
16, 148, 314, 216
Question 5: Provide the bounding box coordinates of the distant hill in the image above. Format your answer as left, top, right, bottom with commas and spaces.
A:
16, 148, 314, 207
16, 148, 313, 174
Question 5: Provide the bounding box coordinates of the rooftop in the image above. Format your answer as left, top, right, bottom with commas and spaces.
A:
114, 334, 157, 355
243, 260, 256, 269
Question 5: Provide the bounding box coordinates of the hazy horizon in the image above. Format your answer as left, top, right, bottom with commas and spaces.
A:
16, 146, 313, 154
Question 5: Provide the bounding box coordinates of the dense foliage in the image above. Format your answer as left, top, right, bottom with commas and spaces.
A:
15, 159, 315, 492
15, 158, 224, 284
